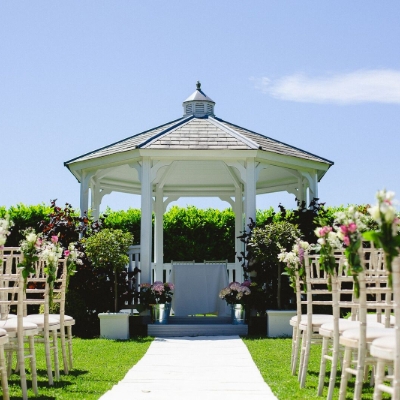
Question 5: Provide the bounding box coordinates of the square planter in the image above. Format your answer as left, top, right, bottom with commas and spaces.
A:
98, 313, 130, 340
266, 310, 296, 337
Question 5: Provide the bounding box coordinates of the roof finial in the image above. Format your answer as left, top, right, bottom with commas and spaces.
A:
196, 81, 201, 90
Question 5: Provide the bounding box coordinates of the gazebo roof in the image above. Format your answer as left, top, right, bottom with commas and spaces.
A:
65, 114, 332, 166
65, 83, 333, 199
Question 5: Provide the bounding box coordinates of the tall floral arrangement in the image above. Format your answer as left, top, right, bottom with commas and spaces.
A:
219, 281, 251, 305
278, 239, 310, 292
363, 189, 400, 287
139, 281, 175, 306
334, 207, 367, 297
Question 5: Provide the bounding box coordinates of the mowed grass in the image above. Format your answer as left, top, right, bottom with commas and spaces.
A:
6, 336, 153, 399
243, 337, 391, 400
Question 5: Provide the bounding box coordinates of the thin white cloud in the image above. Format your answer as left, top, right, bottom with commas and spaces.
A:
251, 70, 400, 104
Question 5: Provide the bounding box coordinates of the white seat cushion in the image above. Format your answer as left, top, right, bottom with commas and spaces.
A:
370, 335, 396, 361
0, 318, 38, 332
0, 328, 8, 337
48, 314, 75, 323
340, 327, 394, 347
25, 314, 60, 328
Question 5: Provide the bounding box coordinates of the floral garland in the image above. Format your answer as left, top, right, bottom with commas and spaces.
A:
334, 207, 367, 297
363, 189, 400, 287
278, 240, 310, 292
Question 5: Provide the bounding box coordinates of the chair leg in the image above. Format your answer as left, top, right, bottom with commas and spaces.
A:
28, 335, 38, 396
339, 347, 352, 400
354, 347, 366, 400
60, 326, 69, 374
373, 359, 385, 400
44, 330, 53, 385
67, 325, 73, 370
52, 329, 60, 380
300, 328, 312, 388
0, 343, 9, 400
292, 326, 302, 375
318, 336, 329, 396
327, 337, 340, 400
17, 336, 28, 400
298, 330, 306, 382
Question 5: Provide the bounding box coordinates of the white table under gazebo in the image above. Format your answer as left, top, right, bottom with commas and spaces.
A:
65, 82, 333, 288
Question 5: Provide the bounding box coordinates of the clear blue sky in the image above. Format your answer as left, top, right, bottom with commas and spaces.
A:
1, 1, 399, 213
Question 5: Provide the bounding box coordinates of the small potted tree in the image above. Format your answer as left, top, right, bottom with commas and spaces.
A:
84, 228, 133, 339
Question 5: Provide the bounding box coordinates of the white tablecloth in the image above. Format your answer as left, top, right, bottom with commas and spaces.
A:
169, 264, 230, 316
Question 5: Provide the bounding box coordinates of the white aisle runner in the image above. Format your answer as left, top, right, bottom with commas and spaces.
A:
99, 335, 278, 400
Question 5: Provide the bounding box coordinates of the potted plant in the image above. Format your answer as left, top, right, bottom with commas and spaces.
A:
139, 281, 175, 324
219, 281, 251, 324
84, 228, 133, 339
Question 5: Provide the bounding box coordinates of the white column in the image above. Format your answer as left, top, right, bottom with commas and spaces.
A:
234, 186, 243, 271
80, 171, 90, 219
154, 185, 164, 282
91, 179, 101, 221
244, 159, 256, 233
140, 158, 153, 284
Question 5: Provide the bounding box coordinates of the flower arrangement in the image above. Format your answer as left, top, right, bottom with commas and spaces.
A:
139, 281, 175, 306
18, 228, 43, 287
334, 206, 367, 297
219, 281, 251, 305
278, 240, 310, 292
363, 189, 400, 287
64, 242, 83, 288
0, 216, 12, 263
313, 226, 342, 289
40, 235, 63, 306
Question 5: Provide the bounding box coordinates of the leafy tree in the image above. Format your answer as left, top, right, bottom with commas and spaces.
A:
84, 229, 133, 313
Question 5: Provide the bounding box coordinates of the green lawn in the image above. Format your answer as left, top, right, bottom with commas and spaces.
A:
243, 337, 390, 400
7, 337, 153, 399
4, 336, 392, 399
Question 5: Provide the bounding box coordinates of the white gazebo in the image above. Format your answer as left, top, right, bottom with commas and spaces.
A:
65, 82, 333, 285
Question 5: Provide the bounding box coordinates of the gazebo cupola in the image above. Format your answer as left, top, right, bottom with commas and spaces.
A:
182, 81, 215, 117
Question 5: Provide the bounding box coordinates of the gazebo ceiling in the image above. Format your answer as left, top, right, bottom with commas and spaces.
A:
65, 83, 333, 198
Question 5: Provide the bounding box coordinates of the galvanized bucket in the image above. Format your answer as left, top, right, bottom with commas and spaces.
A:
151, 303, 171, 324
231, 304, 246, 325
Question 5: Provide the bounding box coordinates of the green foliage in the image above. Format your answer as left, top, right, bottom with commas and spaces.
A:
246, 221, 301, 312
84, 229, 133, 312
0, 203, 52, 246
84, 229, 133, 273
163, 206, 235, 262
102, 208, 142, 245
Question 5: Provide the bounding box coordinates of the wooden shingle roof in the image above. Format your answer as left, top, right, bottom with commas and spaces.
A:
65, 115, 333, 166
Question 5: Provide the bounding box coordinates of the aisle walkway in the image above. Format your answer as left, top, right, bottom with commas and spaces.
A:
99, 335, 278, 400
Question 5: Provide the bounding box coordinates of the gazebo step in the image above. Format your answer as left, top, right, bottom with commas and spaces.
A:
148, 324, 248, 337
168, 316, 231, 325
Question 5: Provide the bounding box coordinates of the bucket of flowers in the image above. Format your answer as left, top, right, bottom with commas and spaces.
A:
219, 281, 251, 324
139, 281, 175, 324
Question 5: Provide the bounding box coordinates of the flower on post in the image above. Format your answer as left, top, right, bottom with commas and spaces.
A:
64, 243, 83, 288
334, 207, 367, 297
363, 189, 400, 287
18, 228, 43, 289
278, 239, 310, 292
0, 216, 12, 263
313, 226, 342, 290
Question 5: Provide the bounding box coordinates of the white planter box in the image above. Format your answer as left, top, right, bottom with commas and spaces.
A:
98, 313, 130, 340
266, 310, 296, 338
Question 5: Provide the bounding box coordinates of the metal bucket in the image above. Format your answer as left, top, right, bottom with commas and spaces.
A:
151, 303, 171, 324
231, 304, 246, 325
